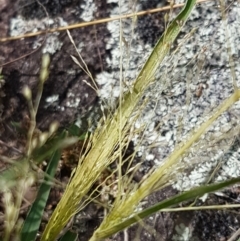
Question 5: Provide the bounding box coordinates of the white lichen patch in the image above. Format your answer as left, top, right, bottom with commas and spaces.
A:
79, 0, 96, 22
44, 95, 59, 108
42, 34, 63, 54
172, 223, 197, 241
10, 16, 68, 55
66, 92, 81, 108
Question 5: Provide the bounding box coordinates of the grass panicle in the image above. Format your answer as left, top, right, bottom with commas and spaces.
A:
41, 0, 199, 240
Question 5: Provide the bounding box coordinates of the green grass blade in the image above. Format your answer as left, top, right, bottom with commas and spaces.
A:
96, 177, 240, 239
59, 231, 78, 241
131, 0, 197, 96
21, 150, 61, 241
66, 123, 89, 140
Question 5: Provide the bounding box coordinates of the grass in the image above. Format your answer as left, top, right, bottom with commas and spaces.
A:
1, 0, 240, 240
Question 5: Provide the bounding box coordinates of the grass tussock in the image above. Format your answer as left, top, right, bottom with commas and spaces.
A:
1, 0, 240, 240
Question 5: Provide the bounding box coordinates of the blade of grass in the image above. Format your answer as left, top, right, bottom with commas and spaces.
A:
96, 177, 240, 239
21, 150, 61, 241
59, 231, 78, 241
